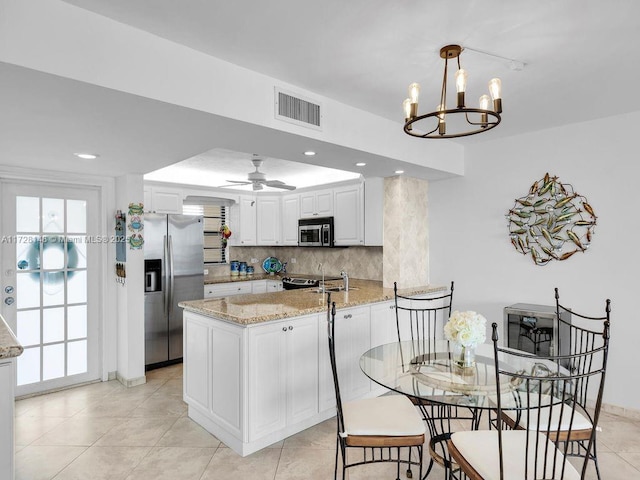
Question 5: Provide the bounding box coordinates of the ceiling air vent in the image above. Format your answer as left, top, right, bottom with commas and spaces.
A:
274, 87, 322, 131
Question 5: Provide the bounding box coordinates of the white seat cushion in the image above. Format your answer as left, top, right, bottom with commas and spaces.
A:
450, 430, 581, 480
342, 395, 426, 437
503, 396, 593, 432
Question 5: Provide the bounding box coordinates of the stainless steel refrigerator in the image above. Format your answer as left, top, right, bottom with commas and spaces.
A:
144, 214, 203, 367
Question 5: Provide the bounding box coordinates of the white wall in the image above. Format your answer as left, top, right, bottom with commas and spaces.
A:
428, 111, 640, 412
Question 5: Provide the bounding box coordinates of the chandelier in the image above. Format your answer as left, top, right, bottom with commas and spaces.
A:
403, 45, 502, 139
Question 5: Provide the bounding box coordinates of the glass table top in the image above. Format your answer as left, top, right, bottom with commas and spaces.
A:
360, 340, 565, 410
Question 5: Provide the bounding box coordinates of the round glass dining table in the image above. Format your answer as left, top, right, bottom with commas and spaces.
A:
360, 340, 563, 478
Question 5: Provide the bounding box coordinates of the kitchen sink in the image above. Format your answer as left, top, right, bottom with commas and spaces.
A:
306, 286, 359, 293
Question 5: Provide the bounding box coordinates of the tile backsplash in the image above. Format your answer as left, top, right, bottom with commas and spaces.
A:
205, 246, 383, 281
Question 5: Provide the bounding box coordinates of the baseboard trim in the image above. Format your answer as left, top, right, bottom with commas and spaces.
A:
116, 373, 146, 388
600, 402, 640, 420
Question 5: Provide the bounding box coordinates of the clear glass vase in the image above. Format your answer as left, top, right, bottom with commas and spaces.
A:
452, 342, 476, 369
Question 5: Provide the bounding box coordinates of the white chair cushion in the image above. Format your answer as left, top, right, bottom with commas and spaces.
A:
342, 395, 426, 437
450, 430, 581, 480
503, 395, 593, 432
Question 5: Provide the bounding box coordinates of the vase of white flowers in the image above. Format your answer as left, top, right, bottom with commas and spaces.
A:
444, 310, 487, 368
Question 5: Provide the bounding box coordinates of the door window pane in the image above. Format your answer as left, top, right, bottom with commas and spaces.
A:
43, 344, 65, 380
67, 305, 87, 340
42, 271, 65, 307
16, 235, 40, 272
43, 307, 65, 344
17, 347, 40, 386
16, 310, 40, 347
67, 340, 87, 375
67, 270, 87, 304
41, 237, 65, 270
67, 236, 86, 269
42, 198, 64, 233
66, 200, 87, 233
16, 196, 40, 232
16, 273, 40, 309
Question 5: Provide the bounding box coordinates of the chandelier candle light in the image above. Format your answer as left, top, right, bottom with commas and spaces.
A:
403, 45, 502, 138
444, 310, 487, 369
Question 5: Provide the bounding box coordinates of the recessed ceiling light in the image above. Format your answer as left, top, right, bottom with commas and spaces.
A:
303, 151, 316, 156
395, 170, 404, 174
74, 153, 99, 160
355, 162, 366, 167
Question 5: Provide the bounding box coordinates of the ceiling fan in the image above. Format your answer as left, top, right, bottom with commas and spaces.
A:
220, 156, 296, 191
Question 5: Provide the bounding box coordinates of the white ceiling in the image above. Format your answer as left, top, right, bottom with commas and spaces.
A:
3, 1, 640, 186
144, 149, 361, 191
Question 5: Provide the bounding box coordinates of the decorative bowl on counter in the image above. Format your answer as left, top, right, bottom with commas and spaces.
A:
262, 257, 283, 274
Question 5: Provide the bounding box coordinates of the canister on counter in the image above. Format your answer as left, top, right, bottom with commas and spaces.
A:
230, 260, 240, 276
247, 265, 255, 276
239, 261, 247, 276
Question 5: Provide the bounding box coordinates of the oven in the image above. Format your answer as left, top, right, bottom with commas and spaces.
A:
298, 216, 334, 247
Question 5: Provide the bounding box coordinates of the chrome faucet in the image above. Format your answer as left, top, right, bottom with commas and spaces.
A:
318, 263, 325, 293
340, 270, 349, 292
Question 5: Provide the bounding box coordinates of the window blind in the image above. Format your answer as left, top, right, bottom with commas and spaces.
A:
183, 204, 227, 264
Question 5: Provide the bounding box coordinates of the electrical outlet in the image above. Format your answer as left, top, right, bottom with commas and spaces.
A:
251, 258, 258, 263
203, 269, 209, 275
290, 258, 296, 264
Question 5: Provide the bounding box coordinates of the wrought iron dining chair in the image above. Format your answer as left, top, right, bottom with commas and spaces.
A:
327, 297, 425, 480
448, 321, 610, 480
394, 281, 471, 476
545, 288, 611, 480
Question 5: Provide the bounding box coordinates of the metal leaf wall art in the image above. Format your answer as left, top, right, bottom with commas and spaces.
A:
507, 173, 597, 266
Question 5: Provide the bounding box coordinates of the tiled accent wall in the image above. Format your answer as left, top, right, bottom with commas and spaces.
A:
382, 176, 429, 289
205, 246, 383, 281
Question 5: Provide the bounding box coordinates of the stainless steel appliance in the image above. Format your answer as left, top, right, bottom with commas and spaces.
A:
298, 216, 334, 247
281, 274, 341, 290
144, 214, 203, 367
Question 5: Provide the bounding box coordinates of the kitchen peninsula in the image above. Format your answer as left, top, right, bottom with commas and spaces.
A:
1, 316, 23, 479
179, 280, 445, 456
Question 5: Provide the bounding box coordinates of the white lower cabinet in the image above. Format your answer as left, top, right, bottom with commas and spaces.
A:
183, 295, 431, 457
248, 314, 318, 441
204, 280, 267, 298
319, 305, 371, 412
204, 282, 253, 298
0, 359, 16, 479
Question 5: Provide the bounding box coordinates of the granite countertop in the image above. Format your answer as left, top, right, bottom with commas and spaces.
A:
0, 314, 23, 359
180, 279, 446, 326
204, 273, 283, 284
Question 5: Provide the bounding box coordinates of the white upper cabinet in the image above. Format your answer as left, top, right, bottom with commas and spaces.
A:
238, 195, 257, 245
281, 195, 300, 246
333, 183, 364, 246
300, 188, 333, 218
256, 196, 281, 245
144, 185, 183, 214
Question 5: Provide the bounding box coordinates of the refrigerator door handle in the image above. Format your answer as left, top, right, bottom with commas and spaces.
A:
164, 234, 169, 317
168, 234, 175, 316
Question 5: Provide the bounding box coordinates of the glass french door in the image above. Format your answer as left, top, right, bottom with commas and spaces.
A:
1, 181, 100, 396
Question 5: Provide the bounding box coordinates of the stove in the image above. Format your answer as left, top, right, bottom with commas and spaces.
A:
281, 277, 319, 290
281, 275, 341, 290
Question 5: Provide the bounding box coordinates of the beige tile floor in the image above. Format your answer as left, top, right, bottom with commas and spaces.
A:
14, 363, 640, 479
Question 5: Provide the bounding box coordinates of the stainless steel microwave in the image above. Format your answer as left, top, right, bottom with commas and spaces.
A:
298, 217, 334, 247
